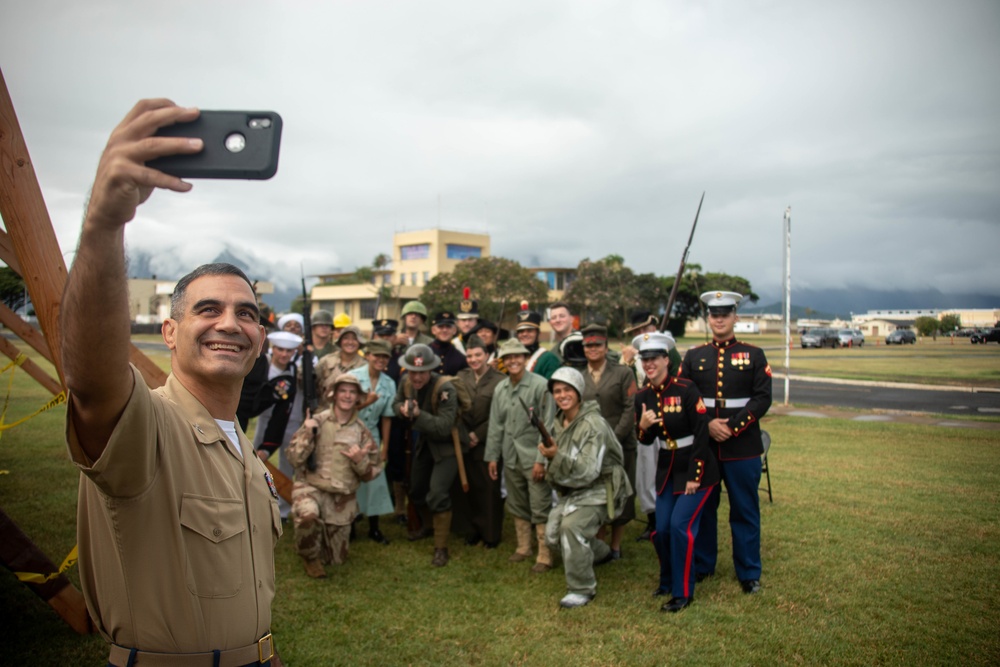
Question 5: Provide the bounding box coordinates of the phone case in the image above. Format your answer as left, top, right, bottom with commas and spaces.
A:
147, 110, 282, 180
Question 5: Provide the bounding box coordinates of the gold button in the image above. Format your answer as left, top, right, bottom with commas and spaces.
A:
717, 381, 723, 387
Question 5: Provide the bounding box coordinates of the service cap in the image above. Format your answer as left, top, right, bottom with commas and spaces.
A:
635, 331, 676, 359
701, 290, 744, 315
580, 322, 608, 344
373, 318, 399, 335
433, 311, 457, 327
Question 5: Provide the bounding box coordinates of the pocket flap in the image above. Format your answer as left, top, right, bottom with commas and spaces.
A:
180, 495, 245, 543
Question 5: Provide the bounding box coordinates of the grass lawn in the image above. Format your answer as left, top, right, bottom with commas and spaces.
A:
0, 344, 998, 665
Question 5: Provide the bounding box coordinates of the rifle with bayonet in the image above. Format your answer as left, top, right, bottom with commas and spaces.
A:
660, 192, 705, 334
301, 266, 319, 472
519, 396, 555, 450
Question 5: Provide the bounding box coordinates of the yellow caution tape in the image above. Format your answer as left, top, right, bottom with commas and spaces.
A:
14, 545, 79, 584
0, 391, 66, 432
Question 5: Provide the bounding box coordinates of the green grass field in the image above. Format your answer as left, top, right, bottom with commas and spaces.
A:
1, 338, 998, 665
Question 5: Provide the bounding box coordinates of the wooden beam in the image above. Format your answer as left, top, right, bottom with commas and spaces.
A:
0, 335, 62, 395
0, 302, 54, 364
0, 507, 92, 635
0, 67, 67, 384
0, 228, 22, 274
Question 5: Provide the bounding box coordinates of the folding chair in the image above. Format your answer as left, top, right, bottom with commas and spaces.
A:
760, 430, 773, 503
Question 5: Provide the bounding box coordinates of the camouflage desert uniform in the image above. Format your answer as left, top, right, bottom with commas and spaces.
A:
315, 353, 367, 409
287, 412, 382, 565
544, 400, 632, 597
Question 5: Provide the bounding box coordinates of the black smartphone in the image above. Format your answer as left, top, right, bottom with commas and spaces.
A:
147, 110, 282, 180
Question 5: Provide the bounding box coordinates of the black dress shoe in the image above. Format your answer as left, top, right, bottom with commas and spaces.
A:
394, 514, 408, 526
482, 540, 499, 549
740, 579, 761, 594
635, 528, 652, 542
661, 596, 693, 613
695, 572, 714, 583
465, 534, 482, 546
368, 529, 390, 545
652, 587, 670, 597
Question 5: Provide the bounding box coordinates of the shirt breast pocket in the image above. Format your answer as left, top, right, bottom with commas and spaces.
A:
179, 494, 246, 598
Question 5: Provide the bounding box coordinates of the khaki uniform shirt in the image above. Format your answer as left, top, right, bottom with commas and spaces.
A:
67, 365, 282, 653
484, 372, 554, 470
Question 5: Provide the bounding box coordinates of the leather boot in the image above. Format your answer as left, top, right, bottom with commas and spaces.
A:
532, 523, 553, 573
302, 558, 326, 579
509, 517, 534, 562
432, 511, 452, 567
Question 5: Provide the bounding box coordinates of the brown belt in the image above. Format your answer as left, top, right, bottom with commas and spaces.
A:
108, 633, 273, 667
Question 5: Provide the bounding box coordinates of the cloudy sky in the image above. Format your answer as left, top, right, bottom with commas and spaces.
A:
3, 0, 998, 300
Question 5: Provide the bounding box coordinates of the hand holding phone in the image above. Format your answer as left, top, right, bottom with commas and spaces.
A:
147, 110, 282, 180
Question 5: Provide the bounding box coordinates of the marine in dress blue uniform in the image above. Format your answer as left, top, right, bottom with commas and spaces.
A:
634, 333, 719, 612
679, 291, 772, 594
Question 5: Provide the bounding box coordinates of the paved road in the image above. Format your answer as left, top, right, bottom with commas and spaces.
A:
771, 376, 1000, 418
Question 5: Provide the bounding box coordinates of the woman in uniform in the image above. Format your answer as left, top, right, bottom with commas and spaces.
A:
634, 332, 719, 613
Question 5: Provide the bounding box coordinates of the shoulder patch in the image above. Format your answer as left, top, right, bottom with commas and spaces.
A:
439, 389, 449, 402
765, 364, 772, 377
696, 398, 707, 414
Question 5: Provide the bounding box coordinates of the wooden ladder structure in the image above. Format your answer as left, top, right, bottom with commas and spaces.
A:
0, 67, 167, 634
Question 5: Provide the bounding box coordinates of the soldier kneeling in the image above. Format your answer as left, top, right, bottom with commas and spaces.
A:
288, 373, 382, 578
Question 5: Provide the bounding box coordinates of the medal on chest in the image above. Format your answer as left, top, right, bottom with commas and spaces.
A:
731, 352, 749, 367
662, 395, 682, 413
263, 470, 279, 500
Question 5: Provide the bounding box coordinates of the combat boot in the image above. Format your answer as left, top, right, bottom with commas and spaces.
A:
532, 523, 553, 573
302, 558, 326, 579
509, 517, 534, 562
431, 511, 452, 567
432, 548, 450, 567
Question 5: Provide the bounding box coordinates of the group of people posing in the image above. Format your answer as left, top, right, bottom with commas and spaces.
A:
247, 290, 773, 613
63, 101, 774, 665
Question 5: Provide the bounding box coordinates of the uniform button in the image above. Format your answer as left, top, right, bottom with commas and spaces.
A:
213, 528, 222, 537
717, 381, 723, 387
253, 525, 258, 534
258, 580, 263, 588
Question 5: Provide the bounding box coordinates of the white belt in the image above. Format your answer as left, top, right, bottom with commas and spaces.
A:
658, 435, 694, 451
703, 397, 750, 408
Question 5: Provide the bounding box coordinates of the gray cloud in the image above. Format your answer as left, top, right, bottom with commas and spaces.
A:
2, 0, 998, 299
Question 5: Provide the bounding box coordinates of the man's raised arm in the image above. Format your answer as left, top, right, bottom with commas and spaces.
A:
61, 100, 202, 461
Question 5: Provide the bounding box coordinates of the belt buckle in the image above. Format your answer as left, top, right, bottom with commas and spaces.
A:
665, 439, 677, 450
258, 632, 274, 663
717, 399, 726, 409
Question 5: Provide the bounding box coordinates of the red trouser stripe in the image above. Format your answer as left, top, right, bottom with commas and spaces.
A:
682, 484, 716, 598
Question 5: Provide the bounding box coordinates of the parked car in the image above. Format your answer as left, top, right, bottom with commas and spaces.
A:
801, 328, 840, 348
885, 329, 916, 345
837, 329, 865, 347
955, 328, 977, 337
970, 328, 1000, 344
